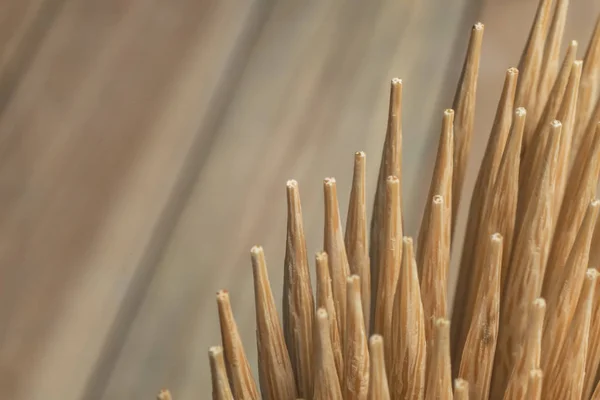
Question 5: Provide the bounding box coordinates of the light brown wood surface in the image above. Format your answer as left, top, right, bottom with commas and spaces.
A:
0, 0, 597, 399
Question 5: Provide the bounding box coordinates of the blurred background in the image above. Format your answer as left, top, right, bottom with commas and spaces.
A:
0, 0, 598, 399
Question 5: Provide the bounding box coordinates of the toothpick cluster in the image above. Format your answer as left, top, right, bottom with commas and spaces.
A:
157, 1, 600, 399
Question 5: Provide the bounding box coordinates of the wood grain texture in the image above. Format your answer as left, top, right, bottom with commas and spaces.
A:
2, 0, 597, 399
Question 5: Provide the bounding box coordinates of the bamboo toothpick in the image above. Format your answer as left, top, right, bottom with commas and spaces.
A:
315, 252, 344, 386
452, 69, 518, 362
517, 42, 576, 224
500, 298, 545, 400
553, 60, 583, 214
454, 379, 469, 400
493, 248, 541, 399
209, 346, 234, 400
420, 195, 450, 349
543, 269, 597, 399
374, 176, 402, 368
313, 308, 343, 400
370, 79, 402, 307
533, 0, 570, 123
451, 22, 484, 229
390, 237, 426, 400
541, 200, 600, 374
417, 109, 454, 277
284, 180, 314, 397
324, 177, 351, 337
515, 0, 553, 150
458, 233, 502, 400
543, 120, 600, 300
344, 276, 369, 400
424, 319, 452, 400
368, 335, 390, 400
573, 16, 600, 154
216, 290, 259, 400
345, 152, 371, 329
251, 246, 297, 400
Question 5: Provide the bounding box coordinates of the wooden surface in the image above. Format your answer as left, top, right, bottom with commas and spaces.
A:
0, 0, 597, 399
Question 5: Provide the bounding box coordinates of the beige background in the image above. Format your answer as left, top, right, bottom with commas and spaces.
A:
0, 0, 598, 399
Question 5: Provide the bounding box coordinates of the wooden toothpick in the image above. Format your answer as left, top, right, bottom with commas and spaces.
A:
451, 22, 484, 230
251, 246, 297, 399
368, 335, 390, 400
345, 152, 371, 330
344, 275, 369, 400
284, 180, 315, 397
216, 290, 259, 400
209, 346, 234, 400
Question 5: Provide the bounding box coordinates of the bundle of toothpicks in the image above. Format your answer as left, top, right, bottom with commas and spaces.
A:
157, 1, 600, 399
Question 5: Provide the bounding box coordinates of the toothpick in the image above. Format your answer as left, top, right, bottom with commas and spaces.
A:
541, 200, 600, 374
533, 0, 570, 123
390, 237, 426, 400
492, 250, 542, 399
420, 195, 449, 349
344, 275, 369, 400
584, 271, 600, 399
501, 298, 546, 400
451, 22, 484, 229
324, 177, 351, 337
524, 370, 543, 400
209, 346, 234, 400
515, 0, 553, 150
553, 60, 583, 215
451, 69, 518, 361
424, 319, 452, 400
313, 308, 343, 400
157, 389, 173, 400
511, 120, 562, 287
250, 246, 296, 399
374, 176, 402, 369
345, 152, 371, 329
315, 252, 344, 386
544, 121, 600, 300
518, 42, 577, 223
454, 379, 469, 400
368, 335, 390, 400
417, 109, 454, 278
573, 16, 600, 154
543, 269, 597, 399
216, 290, 259, 400
370, 79, 402, 308
458, 233, 502, 400
284, 180, 314, 397
452, 103, 523, 370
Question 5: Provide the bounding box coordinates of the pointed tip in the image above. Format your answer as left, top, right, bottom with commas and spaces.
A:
454, 379, 469, 400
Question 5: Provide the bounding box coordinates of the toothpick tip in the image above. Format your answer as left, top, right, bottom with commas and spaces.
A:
491, 232, 503, 242
286, 179, 298, 188
386, 175, 399, 183
403, 236, 413, 245
533, 297, 546, 308
370, 334, 384, 346
391, 77, 402, 85
324, 177, 336, 186
516, 107, 527, 117
507, 67, 519, 75
444, 109, 455, 116
433, 194, 444, 205
474, 22, 484, 30
586, 268, 599, 281
551, 120, 562, 128
250, 245, 263, 255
